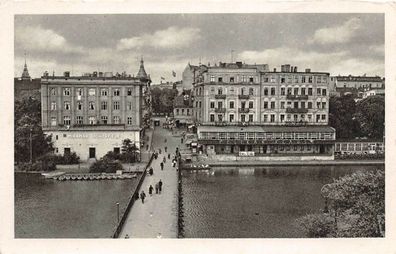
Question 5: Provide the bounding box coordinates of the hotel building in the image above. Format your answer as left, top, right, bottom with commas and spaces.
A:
194, 62, 336, 160
41, 60, 150, 160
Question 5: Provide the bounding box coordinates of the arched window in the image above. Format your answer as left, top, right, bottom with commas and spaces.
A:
249, 87, 254, 95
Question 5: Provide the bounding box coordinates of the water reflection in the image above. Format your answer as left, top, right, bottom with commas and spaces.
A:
181, 165, 383, 238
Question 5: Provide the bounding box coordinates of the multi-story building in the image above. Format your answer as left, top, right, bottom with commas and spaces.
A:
173, 92, 194, 127
329, 75, 385, 99
194, 62, 336, 160
41, 63, 150, 160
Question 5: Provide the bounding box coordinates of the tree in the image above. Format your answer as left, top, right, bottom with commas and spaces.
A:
355, 96, 385, 139
121, 138, 140, 163
150, 87, 178, 113
329, 95, 361, 139
14, 97, 54, 163
296, 169, 384, 237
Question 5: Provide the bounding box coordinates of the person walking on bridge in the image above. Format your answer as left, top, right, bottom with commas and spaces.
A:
160, 162, 164, 170
140, 191, 146, 204
159, 179, 163, 193
148, 185, 153, 196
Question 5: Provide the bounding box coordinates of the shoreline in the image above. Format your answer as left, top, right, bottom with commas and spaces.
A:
182, 159, 384, 169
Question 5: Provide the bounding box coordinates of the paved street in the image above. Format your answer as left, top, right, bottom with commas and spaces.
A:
119, 119, 180, 238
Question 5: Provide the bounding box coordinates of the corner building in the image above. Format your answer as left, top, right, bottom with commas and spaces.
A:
41, 64, 150, 161
195, 63, 336, 160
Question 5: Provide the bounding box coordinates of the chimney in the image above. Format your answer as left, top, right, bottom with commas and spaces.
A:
93, 71, 98, 77
273, 68, 277, 72
236, 61, 243, 68
305, 68, 311, 73
294, 66, 297, 72
281, 65, 285, 72
64, 71, 70, 77
285, 64, 291, 72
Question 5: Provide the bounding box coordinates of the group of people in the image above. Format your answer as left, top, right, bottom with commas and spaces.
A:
139, 180, 162, 204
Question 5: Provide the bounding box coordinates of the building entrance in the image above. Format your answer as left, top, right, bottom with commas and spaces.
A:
89, 147, 96, 159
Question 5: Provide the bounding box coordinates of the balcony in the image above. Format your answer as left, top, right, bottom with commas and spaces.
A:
214, 121, 227, 126
286, 108, 309, 113
286, 94, 309, 100
238, 94, 250, 100
238, 108, 250, 113
214, 94, 226, 99
215, 108, 226, 113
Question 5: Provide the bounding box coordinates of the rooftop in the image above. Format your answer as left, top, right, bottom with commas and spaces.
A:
334, 75, 383, 82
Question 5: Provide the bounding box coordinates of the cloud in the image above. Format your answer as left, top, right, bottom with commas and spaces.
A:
238, 47, 384, 76
309, 17, 362, 45
117, 26, 201, 50
15, 25, 83, 54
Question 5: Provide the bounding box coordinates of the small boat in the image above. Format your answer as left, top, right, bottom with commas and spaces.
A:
83, 175, 89, 180
77, 176, 83, 180
65, 175, 71, 180
89, 175, 95, 180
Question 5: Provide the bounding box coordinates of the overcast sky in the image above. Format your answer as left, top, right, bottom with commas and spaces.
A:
14, 14, 384, 83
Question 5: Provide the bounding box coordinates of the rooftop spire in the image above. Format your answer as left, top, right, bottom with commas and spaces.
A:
136, 56, 148, 80
21, 51, 31, 80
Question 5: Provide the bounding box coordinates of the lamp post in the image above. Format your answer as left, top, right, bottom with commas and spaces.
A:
116, 202, 120, 224
29, 127, 33, 164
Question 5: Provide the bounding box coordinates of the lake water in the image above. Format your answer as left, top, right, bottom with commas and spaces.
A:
15, 173, 139, 238
181, 165, 383, 238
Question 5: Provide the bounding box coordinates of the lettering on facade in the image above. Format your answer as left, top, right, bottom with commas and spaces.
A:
68, 133, 122, 139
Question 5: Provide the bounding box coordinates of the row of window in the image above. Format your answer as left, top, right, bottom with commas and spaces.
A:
52, 116, 133, 126
208, 86, 327, 96
209, 113, 327, 123
208, 75, 328, 84
175, 108, 191, 115
51, 101, 134, 111
201, 131, 334, 140
50, 87, 134, 97
208, 100, 327, 110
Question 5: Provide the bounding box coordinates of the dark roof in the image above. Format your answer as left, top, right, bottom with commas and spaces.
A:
198, 125, 335, 133
173, 95, 193, 108
335, 75, 382, 82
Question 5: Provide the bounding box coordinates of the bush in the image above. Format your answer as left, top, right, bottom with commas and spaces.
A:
295, 213, 336, 238
37, 152, 80, 165
18, 161, 56, 172
89, 158, 123, 173
103, 151, 122, 161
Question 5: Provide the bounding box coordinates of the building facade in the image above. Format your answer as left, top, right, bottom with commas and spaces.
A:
173, 93, 194, 127
193, 62, 335, 160
330, 75, 385, 99
41, 65, 149, 161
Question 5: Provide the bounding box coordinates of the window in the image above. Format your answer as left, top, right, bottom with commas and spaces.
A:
249, 101, 253, 109
64, 101, 71, 110
317, 88, 321, 95
270, 101, 275, 109
308, 114, 312, 122
63, 88, 71, 96
230, 87, 234, 93
127, 102, 133, 110
230, 101, 234, 109
182, 109, 185, 114
50, 88, 56, 95
176, 109, 179, 115
249, 114, 253, 122
263, 101, 268, 109
249, 88, 254, 95
77, 102, 83, 110
281, 77, 286, 83
322, 102, 326, 109
101, 101, 108, 110
316, 114, 320, 122
308, 102, 312, 109
249, 77, 254, 83
210, 87, 215, 94
301, 101, 306, 108
294, 101, 299, 108
101, 89, 108, 96
281, 87, 285, 96
113, 89, 120, 96
317, 102, 321, 109
88, 88, 95, 96
302, 76, 306, 83
294, 87, 299, 95
113, 101, 120, 110
281, 101, 285, 109
322, 89, 327, 96
294, 114, 298, 122
280, 114, 285, 122
322, 114, 326, 120
217, 101, 223, 109
264, 88, 268, 96
217, 114, 223, 122
308, 88, 313, 96
241, 114, 246, 122
76, 116, 83, 124
263, 114, 268, 122
101, 116, 108, 124
308, 76, 313, 83
89, 116, 96, 125
229, 114, 234, 122
230, 77, 235, 83
51, 117, 57, 126
51, 101, 57, 110
271, 87, 276, 95
210, 102, 215, 109
63, 116, 71, 125
89, 101, 95, 110
301, 88, 306, 95
287, 87, 292, 95
127, 88, 132, 96
127, 117, 133, 125
270, 114, 275, 123
210, 76, 215, 82
241, 87, 246, 95
210, 114, 215, 122
218, 77, 223, 82
187, 109, 190, 115
76, 88, 83, 96
218, 87, 223, 95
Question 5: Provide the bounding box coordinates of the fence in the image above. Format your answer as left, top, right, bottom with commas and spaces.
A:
177, 157, 184, 238
111, 153, 155, 238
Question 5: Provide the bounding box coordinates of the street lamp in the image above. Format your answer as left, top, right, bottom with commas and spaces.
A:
116, 202, 120, 224
29, 127, 33, 164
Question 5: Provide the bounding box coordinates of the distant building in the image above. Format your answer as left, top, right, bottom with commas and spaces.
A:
41, 62, 150, 161
330, 75, 384, 99
193, 62, 335, 160
14, 61, 41, 100
173, 92, 194, 127
363, 88, 385, 99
